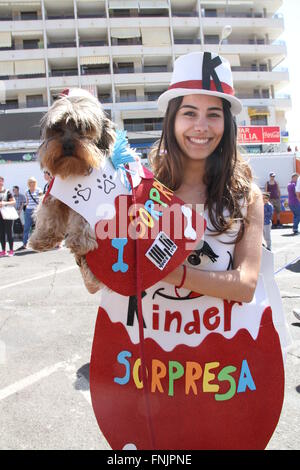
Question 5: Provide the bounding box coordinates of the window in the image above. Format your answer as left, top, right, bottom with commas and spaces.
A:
81, 64, 110, 75
23, 39, 39, 50
119, 90, 136, 102
114, 62, 134, 74
124, 118, 163, 132
98, 93, 112, 104
204, 9, 217, 17
0, 99, 18, 110
204, 35, 219, 44
262, 89, 270, 98
117, 37, 142, 45
26, 94, 44, 108
21, 11, 38, 20
250, 116, 268, 126
112, 9, 130, 17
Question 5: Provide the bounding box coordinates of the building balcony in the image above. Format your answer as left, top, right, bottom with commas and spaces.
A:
233, 70, 289, 86
240, 96, 292, 110
124, 122, 163, 133
3, 76, 47, 92
115, 94, 164, 103
201, 16, 284, 32
113, 71, 171, 86
0, 19, 44, 31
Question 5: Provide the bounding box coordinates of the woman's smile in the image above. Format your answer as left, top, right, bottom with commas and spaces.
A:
174, 94, 224, 162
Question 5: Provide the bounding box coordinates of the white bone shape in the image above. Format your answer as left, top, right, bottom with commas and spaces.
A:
181, 205, 197, 240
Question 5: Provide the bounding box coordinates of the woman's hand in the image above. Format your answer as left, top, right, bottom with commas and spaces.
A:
163, 184, 264, 303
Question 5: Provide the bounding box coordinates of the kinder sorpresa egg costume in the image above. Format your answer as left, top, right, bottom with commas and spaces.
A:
50, 53, 291, 450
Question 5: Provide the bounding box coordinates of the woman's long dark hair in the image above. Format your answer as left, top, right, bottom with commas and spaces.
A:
149, 96, 253, 242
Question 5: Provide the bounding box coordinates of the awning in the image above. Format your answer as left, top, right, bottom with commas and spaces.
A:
141, 27, 171, 46
14, 59, 45, 75
1, 1, 40, 5
109, 0, 139, 8
12, 31, 43, 38
223, 54, 240, 67
80, 56, 110, 65
0, 32, 12, 48
0, 61, 14, 76
139, 1, 168, 8
248, 107, 270, 117
111, 28, 141, 39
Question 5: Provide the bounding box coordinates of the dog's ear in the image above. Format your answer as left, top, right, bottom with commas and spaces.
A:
97, 117, 116, 153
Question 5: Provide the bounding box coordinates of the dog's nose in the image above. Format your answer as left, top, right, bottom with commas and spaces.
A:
62, 140, 75, 156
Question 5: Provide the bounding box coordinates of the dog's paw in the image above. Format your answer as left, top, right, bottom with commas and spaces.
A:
29, 232, 59, 251
65, 236, 98, 256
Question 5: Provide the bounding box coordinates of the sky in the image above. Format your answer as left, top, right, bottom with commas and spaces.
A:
278, 0, 300, 147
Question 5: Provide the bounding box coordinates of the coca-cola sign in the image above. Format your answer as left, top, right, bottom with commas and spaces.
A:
238, 126, 281, 145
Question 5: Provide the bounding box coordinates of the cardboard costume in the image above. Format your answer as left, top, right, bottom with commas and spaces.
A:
50, 51, 292, 448
51, 132, 291, 449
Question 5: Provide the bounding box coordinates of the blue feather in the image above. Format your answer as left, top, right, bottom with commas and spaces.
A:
110, 130, 136, 169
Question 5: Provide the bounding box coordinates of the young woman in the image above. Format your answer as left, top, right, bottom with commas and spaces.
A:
18, 177, 42, 250
74, 53, 291, 451
150, 88, 263, 303
0, 176, 16, 256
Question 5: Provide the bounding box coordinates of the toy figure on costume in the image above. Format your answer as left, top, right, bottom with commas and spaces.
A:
29, 53, 292, 450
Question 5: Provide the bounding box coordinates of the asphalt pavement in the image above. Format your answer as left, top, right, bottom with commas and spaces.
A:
0, 227, 299, 450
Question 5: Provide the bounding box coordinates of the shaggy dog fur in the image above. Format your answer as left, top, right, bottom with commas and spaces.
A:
29, 89, 116, 293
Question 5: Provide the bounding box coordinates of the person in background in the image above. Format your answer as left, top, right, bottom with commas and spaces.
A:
296, 172, 300, 203
13, 186, 26, 214
42, 170, 63, 249
287, 173, 300, 235
0, 176, 16, 257
43, 170, 52, 194
262, 192, 273, 250
265, 172, 282, 228
17, 177, 42, 251
287, 145, 292, 152
12, 185, 26, 239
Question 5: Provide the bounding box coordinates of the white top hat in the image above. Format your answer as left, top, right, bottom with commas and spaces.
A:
157, 51, 242, 115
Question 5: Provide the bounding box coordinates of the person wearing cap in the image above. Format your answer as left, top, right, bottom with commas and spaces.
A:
264, 173, 281, 228
287, 173, 300, 235
74, 52, 290, 450
151, 51, 263, 303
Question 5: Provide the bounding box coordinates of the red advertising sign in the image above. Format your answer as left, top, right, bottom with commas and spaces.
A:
238, 126, 281, 145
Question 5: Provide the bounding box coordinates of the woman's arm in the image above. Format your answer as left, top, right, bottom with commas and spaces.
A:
164, 184, 264, 303
0, 195, 16, 207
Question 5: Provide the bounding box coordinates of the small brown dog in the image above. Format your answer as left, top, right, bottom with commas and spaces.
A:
29, 88, 116, 292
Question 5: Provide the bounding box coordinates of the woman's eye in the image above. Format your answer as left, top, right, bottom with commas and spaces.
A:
183, 111, 195, 117
208, 113, 222, 118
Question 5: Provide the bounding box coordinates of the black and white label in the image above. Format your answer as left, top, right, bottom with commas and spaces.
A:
146, 231, 177, 270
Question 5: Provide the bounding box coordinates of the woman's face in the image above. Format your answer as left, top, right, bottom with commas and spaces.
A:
0, 178, 4, 190
28, 181, 36, 191
174, 94, 224, 162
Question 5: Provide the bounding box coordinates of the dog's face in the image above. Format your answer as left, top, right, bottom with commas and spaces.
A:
38, 89, 116, 178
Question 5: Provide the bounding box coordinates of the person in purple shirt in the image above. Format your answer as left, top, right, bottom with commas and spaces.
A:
287, 173, 300, 235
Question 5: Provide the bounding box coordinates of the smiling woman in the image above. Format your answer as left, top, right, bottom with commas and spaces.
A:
87, 51, 289, 450
174, 95, 225, 164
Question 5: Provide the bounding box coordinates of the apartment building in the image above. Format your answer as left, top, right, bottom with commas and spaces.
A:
0, 0, 291, 160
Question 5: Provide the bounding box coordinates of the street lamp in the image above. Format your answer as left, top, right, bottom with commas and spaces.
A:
218, 24, 232, 52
